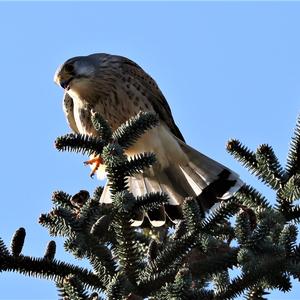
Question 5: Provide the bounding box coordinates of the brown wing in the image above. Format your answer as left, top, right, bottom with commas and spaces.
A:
116, 56, 185, 142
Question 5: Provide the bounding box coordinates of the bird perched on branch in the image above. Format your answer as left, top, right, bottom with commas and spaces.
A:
54, 53, 243, 226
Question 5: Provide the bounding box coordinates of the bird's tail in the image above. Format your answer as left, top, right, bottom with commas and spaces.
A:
100, 138, 243, 227
177, 139, 243, 210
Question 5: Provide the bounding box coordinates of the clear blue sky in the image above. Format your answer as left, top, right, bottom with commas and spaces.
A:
0, 2, 300, 299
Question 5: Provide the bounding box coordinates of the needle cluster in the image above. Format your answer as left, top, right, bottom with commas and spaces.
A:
1, 113, 300, 299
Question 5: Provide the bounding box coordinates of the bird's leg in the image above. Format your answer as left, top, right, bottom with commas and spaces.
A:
84, 156, 103, 177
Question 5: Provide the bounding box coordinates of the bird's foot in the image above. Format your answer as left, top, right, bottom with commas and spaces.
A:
84, 156, 103, 178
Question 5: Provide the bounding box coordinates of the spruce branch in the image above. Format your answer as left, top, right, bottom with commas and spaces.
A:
255, 144, 284, 189
213, 271, 230, 294
4, 110, 300, 299
55, 133, 105, 157
63, 234, 116, 277
172, 220, 187, 240
77, 197, 106, 232
182, 197, 203, 233
286, 115, 300, 177
106, 274, 126, 300
227, 141, 285, 189
0, 238, 10, 257
138, 267, 181, 297
214, 256, 287, 300
112, 192, 143, 284
40, 203, 117, 277
243, 219, 275, 251
245, 286, 269, 300
235, 211, 253, 246
0, 253, 105, 291
134, 192, 169, 212
141, 233, 196, 282
147, 240, 159, 262
189, 247, 239, 278
112, 111, 159, 149
89, 255, 113, 285
153, 284, 214, 300
201, 199, 240, 232
91, 111, 113, 142
57, 275, 89, 300
281, 204, 300, 222
92, 186, 104, 202
235, 185, 271, 209
190, 289, 214, 300
52, 190, 73, 209
39, 208, 78, 237
166, 267, 193, 300
278, 174, 300, 202
124, 153, 156, 176
288, 262, 300, 281
292, 244, 300, 263
226, 139, 258, 173
90, 215, 111, 241
210, 221, 235, 243
279, 224, 298, 257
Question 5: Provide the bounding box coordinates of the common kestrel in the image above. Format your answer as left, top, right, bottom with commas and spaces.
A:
54, 53, 243, 226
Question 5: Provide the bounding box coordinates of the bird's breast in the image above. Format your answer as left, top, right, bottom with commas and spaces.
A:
68, 74, 157, 133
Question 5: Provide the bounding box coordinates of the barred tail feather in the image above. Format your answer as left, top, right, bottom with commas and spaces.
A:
177, 139, 244, 200
99, 135, 243, 227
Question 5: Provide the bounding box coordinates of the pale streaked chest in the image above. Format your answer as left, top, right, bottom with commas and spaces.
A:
67, 90, 95, 135
68, 83, 155, 133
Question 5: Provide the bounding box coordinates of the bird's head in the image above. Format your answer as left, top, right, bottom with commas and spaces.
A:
54, 55, 97, 91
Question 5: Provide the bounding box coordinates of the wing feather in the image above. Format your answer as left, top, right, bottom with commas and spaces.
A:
63, 93, 79, 133
116, 56, 185, 142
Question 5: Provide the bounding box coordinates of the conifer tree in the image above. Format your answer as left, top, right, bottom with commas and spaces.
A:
0, 111, 299, 299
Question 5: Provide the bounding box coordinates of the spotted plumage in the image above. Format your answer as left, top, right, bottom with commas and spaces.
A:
54, 53, 243, 226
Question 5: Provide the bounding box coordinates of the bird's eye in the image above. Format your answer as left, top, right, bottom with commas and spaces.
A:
64, 63, 74, 73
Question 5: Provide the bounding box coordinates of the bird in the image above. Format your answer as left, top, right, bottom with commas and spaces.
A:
54, 53, 243, 226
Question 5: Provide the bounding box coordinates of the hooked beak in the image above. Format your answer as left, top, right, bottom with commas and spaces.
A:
54, 65, 75, 91
60, 77, 74, 90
